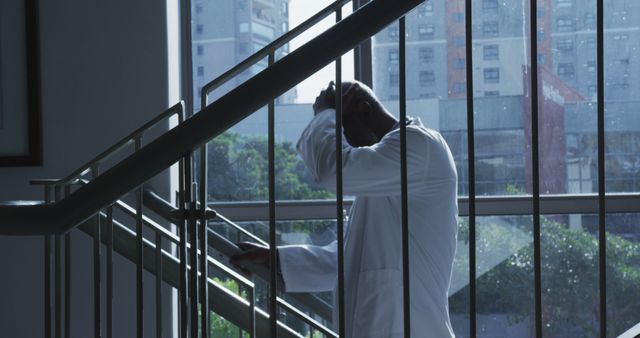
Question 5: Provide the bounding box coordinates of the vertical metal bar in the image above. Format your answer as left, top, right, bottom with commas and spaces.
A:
44, 186, 52, 338
596, 0, 606, 336
106, 207, 114, 338
268, 50, 278, 338
91, 166, 102, 338
199, 145, 210, 338
189, 197, 199, 338
54, 185, 62, 338
180, 154, 191, 338
463, 1, 477, 337
181, 0, 194, 115
134, 137, 144, 338
248, 285, 255, 338
529, 0, 543, 336
64, 185, 71, 338
335, 7, 346, 338
156, 232, 163, 338
398, 16, 411, 338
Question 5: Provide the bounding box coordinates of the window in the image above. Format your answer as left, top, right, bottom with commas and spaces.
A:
419, 70, 436, 86
281, 22, 288, 33
418, 2, 434, 16
390, 73, 399, 86
556, 17, 575, 32
557, 39, 574, 52
197, 65, 204, 77
418, 24, 435, 39
281, 2, 288, 15
557, 0, 573, 7
557, 62, 575, 78
586, 37, 596, 48
588, 85, 597, 97
453, 36, 465, 48
613, 34, 629, 40
197, 45, 204, 56
453, 82, 466, 93
483, 45, 499, 60
419, 47, 434, 63
195, 4, 203, 14
453, 12, 464, 23
389, 49, 399, 64
485, 90, 500, 97
388, 26, 399, 40
586, 60, 596, 72
584, 12, 596, 29
483, 0, 498, 12
483, 21, 499, 37
484, 67, 500, 83
454, 58, 465, 70
196, 24, 204, 35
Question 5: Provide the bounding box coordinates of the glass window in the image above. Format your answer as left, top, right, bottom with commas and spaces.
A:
419, 70, 436, 86
419, 47, 434, 63
418, 1, 434, 16
197, 45, 204, 56
556, 17, 575, 32
388, 25, 399, 40
484, 90, 500, 97
390, 73, 399, 86
418, 24, 435, 39
453, 82, 466, 94
389, 49, 399, 64
483, 67, 500, 84
454, 58, 465, 70
557, 39, 574, 52
483, 45, 499, 60
197, 65, 204, 77
557, 62, 575, 79
483, 0, 499, 12
584, 12, 596, 29
453, 36, 465, 48
557, 0, 573, 7
586, 60, 596, 73
483, 21, 499, 37
453, 12, 464, 23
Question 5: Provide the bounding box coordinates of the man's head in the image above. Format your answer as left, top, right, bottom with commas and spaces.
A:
314, 80, 398, 147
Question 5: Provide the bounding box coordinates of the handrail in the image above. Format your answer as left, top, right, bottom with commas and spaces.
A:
30, 102, 184, 187
200, 0, 351, 102
0, 0, 425, 236
142, 188, 334, 321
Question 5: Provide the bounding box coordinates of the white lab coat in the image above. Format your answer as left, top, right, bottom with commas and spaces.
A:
279, 109, 458, 338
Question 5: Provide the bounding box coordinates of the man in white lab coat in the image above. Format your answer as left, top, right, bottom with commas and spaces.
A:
232, 81, 458, 337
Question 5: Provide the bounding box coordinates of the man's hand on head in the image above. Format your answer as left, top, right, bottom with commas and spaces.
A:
312, 81, 336, 115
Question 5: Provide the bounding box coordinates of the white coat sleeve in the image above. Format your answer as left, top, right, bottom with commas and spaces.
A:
278, 241, 337, 293
296, 109, 430, 196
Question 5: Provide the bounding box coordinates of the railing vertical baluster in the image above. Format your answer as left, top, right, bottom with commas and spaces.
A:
529, 0, 543, 336
268, 50, 278, 338
464, 0, 477, 336
189, 192, 199, 338
106, 207, 114, 338
398, 16, 411, 338
91, 166, 102, 338
334, 6, 346, 338
596, 0, 606, 336
156, 232, 163, 338
44, 185, 52, 338
248, 284, 255, 338
64, 185, 71, 338
199, 146, 209, 338
54, 185, 62, 338
179, 154, 191, 338
134, 136, 144, 338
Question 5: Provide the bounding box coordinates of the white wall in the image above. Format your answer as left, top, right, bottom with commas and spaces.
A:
0, 0, 178, 337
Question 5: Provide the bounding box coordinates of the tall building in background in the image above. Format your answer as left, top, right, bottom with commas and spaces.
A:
192, 0, 295, 111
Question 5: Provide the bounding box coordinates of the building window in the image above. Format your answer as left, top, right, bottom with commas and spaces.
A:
197, 66, 204, 77
453, 36, 465, 48
584, 12, 596, 29
483, 0, 499, 12
557, 0, 573, 7
418, 2, 434, 16
483, 21, 499, 37
484, 67, 500, 84
618, 58, 630, 65
586, 37, 596, 48
588, 85, 597, 98
586, 60, 596, 72
419, 70, 436, 86
390, 73, 399, 86
454, 58, 465, 70
612, 83, 630, 90
418, 24, 435, 39
613, 34, 629, 40
453, 12, 464, 23
281, 22, 288, 33
197, 45, 204, 56
388, 26, 399, 40
282, 2, 288, 15
558, 62, 575, 78
419, 48, 434, 63
483, 45, 499, 60
196, 24, 204, 35
195, 4, 203, 14
453, 82, 466, 93
484, 91, 500, 97
557, 17, 575, 32
557, 39, 574, 52
389, 49, 399, 64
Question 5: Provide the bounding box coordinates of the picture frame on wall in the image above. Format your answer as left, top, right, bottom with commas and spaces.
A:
0, 0, 42, 166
